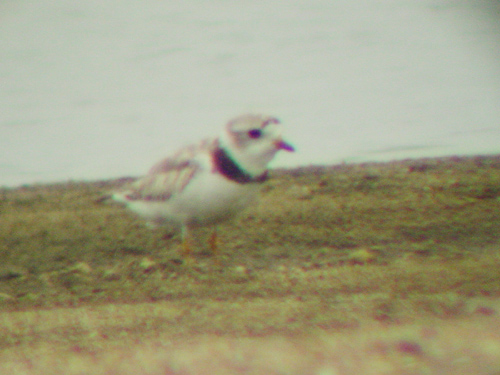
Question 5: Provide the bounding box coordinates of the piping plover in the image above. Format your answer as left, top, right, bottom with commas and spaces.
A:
112, 114, 294, 259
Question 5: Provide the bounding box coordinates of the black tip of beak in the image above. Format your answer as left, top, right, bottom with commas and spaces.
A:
276, 140, 295, 152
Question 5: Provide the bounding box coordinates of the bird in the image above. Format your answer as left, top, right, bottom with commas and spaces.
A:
111, 114, 295, 260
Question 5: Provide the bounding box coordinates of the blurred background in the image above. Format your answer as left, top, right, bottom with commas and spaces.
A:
1, 0, 499, 186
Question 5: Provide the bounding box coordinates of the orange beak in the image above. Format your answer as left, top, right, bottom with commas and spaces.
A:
275, 139, 295, 152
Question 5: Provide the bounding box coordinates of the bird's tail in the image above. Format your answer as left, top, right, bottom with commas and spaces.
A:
95, 192, 131, 205
94, 194, 113, 204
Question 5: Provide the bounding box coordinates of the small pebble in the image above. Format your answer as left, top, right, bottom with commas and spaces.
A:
287, 185, 314, 200
396, 340, 423, 356
348, 248, 378, 264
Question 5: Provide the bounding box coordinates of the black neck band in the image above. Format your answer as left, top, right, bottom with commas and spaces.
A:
212, 148, 268, 184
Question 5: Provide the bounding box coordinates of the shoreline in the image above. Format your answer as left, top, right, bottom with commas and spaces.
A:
3, 152, 500, 190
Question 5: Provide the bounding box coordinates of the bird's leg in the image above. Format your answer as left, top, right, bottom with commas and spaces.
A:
209, 226, 218, 256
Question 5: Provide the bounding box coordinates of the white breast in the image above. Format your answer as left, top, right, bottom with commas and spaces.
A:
171, 170, 260, 226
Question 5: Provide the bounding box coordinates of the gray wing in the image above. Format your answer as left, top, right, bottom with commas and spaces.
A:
120, 140, 215, 202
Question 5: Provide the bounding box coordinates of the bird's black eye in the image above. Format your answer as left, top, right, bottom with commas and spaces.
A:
248, 129, 262, 139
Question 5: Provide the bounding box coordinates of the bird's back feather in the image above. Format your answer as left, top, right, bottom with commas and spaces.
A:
116, 138, 217, 202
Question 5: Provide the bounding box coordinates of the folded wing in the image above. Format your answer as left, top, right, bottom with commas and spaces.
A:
120, 139, 216, 202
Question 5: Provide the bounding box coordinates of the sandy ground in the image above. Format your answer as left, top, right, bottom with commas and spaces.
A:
1, 155, 500, 374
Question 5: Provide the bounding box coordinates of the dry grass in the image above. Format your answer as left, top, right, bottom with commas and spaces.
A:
1, 155, 500, 373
